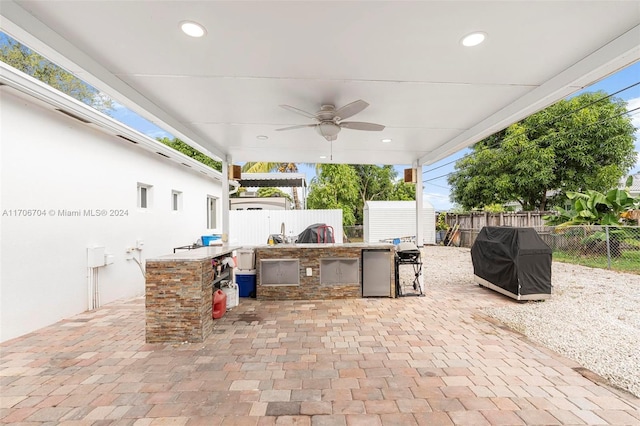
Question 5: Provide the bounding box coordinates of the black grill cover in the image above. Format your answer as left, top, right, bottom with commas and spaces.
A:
471, 227, 552, 296
297, 223, 334, 243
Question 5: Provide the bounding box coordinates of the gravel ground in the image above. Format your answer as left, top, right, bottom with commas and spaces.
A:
421, 245, 640, 398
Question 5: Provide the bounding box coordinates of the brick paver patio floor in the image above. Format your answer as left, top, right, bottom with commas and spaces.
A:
2, 281, 639, 425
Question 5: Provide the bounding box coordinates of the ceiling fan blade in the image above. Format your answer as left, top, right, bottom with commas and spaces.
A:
279, 104, 317, 119
276, 124, 317, 131
334, 100, 369, 120
340, 121, 385, 131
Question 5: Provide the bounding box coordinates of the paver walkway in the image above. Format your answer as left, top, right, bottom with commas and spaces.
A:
2, 281, 639, 425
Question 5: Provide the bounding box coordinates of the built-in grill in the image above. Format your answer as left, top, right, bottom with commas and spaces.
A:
395, 242, 424, 297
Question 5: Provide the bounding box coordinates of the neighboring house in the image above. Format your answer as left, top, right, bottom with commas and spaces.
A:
502, 190, 563, 212
0, 65, 232, 342
622, 173, 640, 197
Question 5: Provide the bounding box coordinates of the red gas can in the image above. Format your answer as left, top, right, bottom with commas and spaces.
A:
213, 289, 227, 319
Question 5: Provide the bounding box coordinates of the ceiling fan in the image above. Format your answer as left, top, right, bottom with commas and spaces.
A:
276, 99, 385, 141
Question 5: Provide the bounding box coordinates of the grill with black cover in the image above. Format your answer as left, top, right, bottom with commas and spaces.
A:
471, 227, 552, 301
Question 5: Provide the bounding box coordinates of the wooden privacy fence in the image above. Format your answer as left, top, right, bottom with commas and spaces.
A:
444, 212, 554, 247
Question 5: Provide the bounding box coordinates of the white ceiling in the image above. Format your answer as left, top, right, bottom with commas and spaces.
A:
1, 1, 639, 166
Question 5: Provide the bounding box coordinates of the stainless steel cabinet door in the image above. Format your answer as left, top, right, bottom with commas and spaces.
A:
362, 250, 391, 297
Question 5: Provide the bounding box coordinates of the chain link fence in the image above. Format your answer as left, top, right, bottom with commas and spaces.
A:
344, 225, 363, 242
539, 225, 640, 274
448, 225, 640, 274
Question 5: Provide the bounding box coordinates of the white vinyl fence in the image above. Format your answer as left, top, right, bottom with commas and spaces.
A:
229, 209, 343, 246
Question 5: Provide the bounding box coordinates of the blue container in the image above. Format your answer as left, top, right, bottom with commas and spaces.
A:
236, 272, 256, 298
201, 235, 221, 246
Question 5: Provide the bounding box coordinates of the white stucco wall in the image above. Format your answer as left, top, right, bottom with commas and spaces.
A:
0, 88, 223, 342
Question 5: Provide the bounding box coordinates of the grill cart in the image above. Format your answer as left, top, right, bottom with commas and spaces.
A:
395, 242, 424, 297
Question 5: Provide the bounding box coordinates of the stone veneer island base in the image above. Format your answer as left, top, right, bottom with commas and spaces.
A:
145, 246, 238, 343
255, 243, 395, 300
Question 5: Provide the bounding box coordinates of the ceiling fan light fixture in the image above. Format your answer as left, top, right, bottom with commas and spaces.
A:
278, 99, 383, 142
316, 121, 341, 139
461, 32, 486, 47
180, 21, 207, 38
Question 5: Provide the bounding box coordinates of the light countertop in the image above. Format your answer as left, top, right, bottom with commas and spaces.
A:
147, 245, 241, 262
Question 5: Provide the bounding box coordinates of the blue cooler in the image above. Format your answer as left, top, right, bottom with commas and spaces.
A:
201, 235, 221, 246
236, 270, 256, 298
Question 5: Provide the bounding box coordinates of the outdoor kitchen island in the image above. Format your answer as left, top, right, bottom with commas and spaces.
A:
255, 243, 396, 300
145, 245, 240, 343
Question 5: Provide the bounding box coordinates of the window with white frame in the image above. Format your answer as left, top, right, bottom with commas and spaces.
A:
207, 195, 217, 229
171, 190, 182, 211
137, 183, 152, 209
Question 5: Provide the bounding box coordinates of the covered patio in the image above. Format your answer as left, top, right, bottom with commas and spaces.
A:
2, 2, 640, 424
2, 248, 638, 425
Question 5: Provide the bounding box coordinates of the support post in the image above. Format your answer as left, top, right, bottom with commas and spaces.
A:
414, 161, 424, 246
605, 226, 611, 269
222, 156, 230, 242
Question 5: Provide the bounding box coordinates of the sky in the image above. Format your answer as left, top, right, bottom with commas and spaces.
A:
107, 60, 640, 212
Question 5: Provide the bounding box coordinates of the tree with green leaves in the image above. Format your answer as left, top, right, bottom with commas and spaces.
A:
306, 164, 360, 226
157, 137, 221, 171
542, 179, 640, 257
351, 165, 396, 222
307, 164, 416, 225
0, 35, 112, 111
256, 187, 292, 202
448, 92, 636, 211
390, 180, 417, 201
543, 177, 639, 227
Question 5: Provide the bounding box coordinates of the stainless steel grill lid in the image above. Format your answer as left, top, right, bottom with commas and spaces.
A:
397, 242, 419, 253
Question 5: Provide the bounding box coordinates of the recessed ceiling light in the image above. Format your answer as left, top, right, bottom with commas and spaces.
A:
319, 155, 327, 159
381, 138, 392, 143
256, 135, 269, 140
180, 21, 206, 38
461, 32, 486, 47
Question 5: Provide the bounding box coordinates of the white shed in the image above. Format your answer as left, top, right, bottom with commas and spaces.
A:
364, 201, 436, 245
